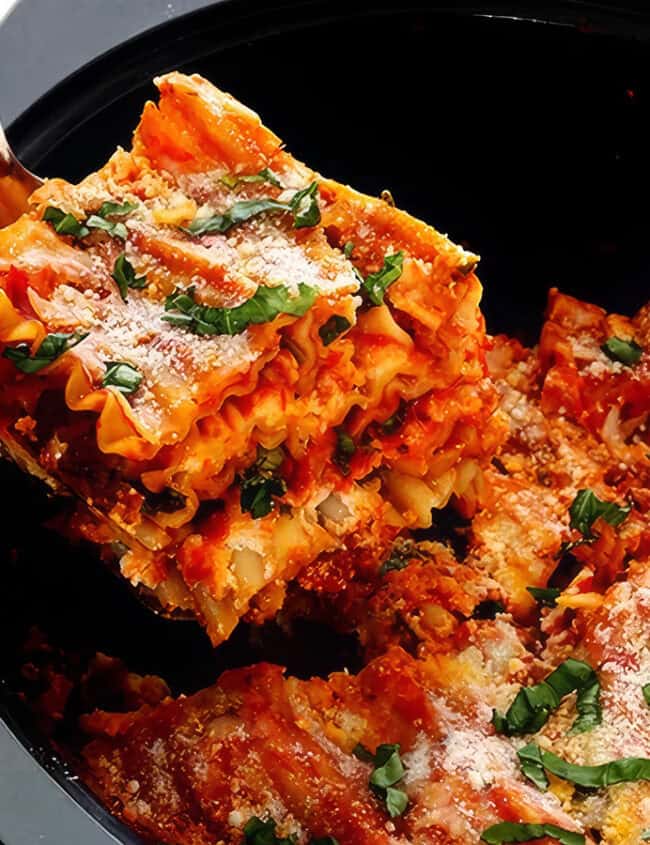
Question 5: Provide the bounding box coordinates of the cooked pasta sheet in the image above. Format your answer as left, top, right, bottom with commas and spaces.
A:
0, 73, 502, 643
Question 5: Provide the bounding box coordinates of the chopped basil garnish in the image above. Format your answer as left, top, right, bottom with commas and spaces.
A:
518, 742, 650, 789
492, 658, 601, 736
184, 181, 320, 236
289, 181, 321, 228
480, 822, 584, 845
526, 586, 562, 607
643, 684, 650, 706
343, 241, 355, 258
3, 330, 88, 373
102, 361, 143, 395
333, 428, 355, 475
641, 831, 650, 841
141, 487, 187, 515
45, 201, 137, 240
220, 168, 282, 190
112, 253, 147, 301
238, 446, 287, 519
381, 402, 407, 435
379, 539, 425, 576
569, 489, 630, 536
354, 743, 409, 818
319, 315, 351, 346
43, 206, 89, 238
601, 336, 643, 366
361, 252, 404, 306
163, 283, 316, 337
243, 817, 296, 845
472, 599, 506, 620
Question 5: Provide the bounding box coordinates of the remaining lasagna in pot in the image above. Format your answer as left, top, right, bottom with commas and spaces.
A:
0, 73, 503, 645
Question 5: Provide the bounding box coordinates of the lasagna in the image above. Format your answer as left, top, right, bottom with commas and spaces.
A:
4, 74, 650, 845
73, 291, 650, 845
0, 73, 502, 645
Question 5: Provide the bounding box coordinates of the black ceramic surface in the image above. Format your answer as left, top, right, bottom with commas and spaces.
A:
2, 2, 650, 842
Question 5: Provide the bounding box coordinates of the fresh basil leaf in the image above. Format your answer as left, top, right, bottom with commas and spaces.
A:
243, 816, 296, 845
517, 744, 550, 791
221, 168, 282, 190
141, 487, 187, 515
381, 402, 407, 435
343, 241, 355, 258
352, 743, 376, 764
527, 586, 562, 607
519, 743, 650, 789
319, 315, 351, 346
3, 330, 88, 374
601, 336, 643, 366
112, 253, 147, 301
643, 684, 650, 706
238, 446, 286, 519
102, 361, 143, 395
43, 206, 89, 238
86, 215, 128, 240
384, 786, 409, 818
362, 252, 404, 306
357, 743, 409, 818
492, 658, 601, 736
641, 830, 650, 841
379, 539, 425, 576
569, 489, 630, 538
163, 283, 316, 337
184, 182, 319, 236
289, 181, 321, 228
96, 200, 138, 218
480, 821, 584, 845
333, 428, 355, 475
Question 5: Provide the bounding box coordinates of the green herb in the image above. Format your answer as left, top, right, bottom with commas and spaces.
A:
333, 428, 355, 475
601, 336, 643, 366
569, 489, 630, 537
220, 168, 282, 190
86, 201, 137, 240
238, 446, 287, 519
184, 182, 320, 236
3, 330, 88, 373
288, 181, 321, 228
492, 658, 601, 736
111, 253, 147, 301
379, 539, 425, 576
361, 252, 404, 306
380, 401, 407, 435
526, 586, 562, 607
96, 200, 138, 218
163, 283, 316, 337
643, 684, 650, 706
354, 743, 409, 818
480, 821, 584, 845
102, 361, 143, 395
242, 816, 296, 845
518, 742, 650, 789
141, 487, 187, 515
43, 206, 90, 238
318, 315, 351, 346
641, 831, 650, 841
343, 241, 355, 258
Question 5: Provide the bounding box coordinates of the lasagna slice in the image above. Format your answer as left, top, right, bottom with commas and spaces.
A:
0, 72, 502, 644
